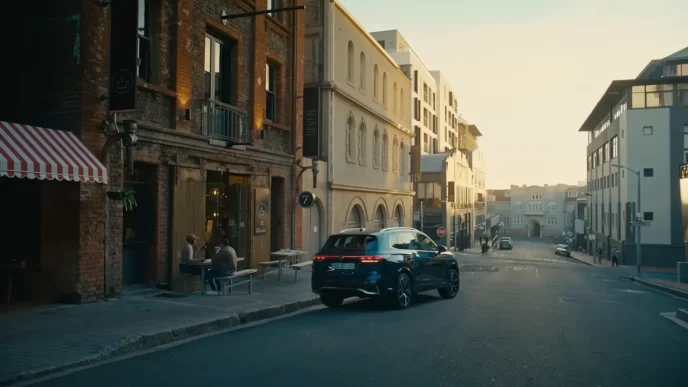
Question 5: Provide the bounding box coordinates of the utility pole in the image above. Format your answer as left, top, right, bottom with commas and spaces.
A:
613, 164, 642, 277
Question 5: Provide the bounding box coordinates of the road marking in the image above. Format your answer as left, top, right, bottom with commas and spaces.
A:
660, 312, 688, 330
613, 289, 647, 294
513, 266, 523, 271
535, 268, 540, 278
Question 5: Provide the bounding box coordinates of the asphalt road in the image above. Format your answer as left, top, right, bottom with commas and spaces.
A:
28, 238, 688, 387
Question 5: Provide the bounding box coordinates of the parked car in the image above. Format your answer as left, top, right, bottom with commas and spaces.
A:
554, 244, 571, 257
311, 227, 460, 309
499, 238, 513, 250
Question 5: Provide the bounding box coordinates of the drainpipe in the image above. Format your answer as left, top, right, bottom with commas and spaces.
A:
289, 1, 298, 250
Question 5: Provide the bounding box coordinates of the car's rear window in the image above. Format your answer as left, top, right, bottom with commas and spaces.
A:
557, 244, 569, 248
320, 234, 379, 255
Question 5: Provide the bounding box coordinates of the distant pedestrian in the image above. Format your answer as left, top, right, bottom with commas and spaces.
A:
611, 249, 619, 267
596, 247, 603, 264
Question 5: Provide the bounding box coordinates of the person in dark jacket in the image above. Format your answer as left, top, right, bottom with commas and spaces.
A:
611, 249, 619, 267
205, 239, 238, 293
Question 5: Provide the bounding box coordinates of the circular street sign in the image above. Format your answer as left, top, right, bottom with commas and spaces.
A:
436, 227, 447, 237
297, 191, 316, 208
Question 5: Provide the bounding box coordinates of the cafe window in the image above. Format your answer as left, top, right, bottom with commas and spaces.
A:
205, 171, 250, 261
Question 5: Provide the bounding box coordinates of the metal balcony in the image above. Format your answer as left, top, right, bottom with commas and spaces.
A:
201, 100, 252, 145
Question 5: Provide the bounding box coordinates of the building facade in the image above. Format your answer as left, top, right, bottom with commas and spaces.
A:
491, 184, 585, 239
301, 0, 414, 257
432, 71, 461, 152
0, 0, 305, 304
370, 30, 439, 155
579, 46, 688, 267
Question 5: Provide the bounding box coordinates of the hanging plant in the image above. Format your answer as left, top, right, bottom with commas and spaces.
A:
123, 189, 138, 212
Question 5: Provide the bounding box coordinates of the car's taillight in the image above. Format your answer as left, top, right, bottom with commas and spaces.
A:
359, 255, 384, 263
313, 255, 337, 261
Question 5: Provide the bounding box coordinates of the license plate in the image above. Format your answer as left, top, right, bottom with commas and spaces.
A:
331, 263, 356, 270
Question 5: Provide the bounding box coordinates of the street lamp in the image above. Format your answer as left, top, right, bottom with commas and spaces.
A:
612, 163, 642, 277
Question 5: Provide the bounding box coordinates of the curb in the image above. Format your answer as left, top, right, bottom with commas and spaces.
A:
629, 277, 688, 301
677, 309, 688, 324
568, 254, 595, 266
0, 296, 322, 386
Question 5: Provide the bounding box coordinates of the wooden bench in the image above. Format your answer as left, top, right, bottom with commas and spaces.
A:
258, 260, 288, 281
290, 261, 313, 283
215, 269, 258, 295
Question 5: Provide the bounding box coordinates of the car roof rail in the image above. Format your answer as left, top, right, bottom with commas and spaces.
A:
339, 227, 367, 233
380, 227, 418, 233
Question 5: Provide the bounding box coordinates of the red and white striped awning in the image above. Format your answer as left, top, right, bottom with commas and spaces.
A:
0, 121, 108, 183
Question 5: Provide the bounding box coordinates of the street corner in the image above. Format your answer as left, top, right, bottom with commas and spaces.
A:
630, 277, 688, 301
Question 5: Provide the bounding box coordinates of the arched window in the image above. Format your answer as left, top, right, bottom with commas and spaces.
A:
358, 120, 367, 165
372, 127, 380, 169
394, 205, 403, 227
399, 141, 405, 175
373, 205, 386, 230
393, 82, 397, 113
359, 52, 366, 91
392, 136, 399, 173
346, 114, 356, 162
382, 72, 388, 106
348, 205, 364, 228
399, 88, 405, 119
347, 41, 354, 83
373, 65, 379, 99
382, 131, 389, 171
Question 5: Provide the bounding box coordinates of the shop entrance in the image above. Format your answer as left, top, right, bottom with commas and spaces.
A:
122, 164, 155, 286
206, 172, 250, 265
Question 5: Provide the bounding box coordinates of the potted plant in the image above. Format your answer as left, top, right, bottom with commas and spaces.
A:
106, 189, 138, 211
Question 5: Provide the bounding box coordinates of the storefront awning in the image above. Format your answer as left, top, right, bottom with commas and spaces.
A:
0, 121, 108, 183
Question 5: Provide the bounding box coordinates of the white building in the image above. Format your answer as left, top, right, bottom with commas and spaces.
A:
300, 0, 414, 256
579, 46, 688, 267
369, 30, 439, 154
432, 71, 460, 152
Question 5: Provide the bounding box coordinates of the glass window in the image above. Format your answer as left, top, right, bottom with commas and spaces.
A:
137, 0, 151, 81
611, 136, 618, 159
631, 86, 645, 108
204, 34, 233, 104
321, 234, 378, 254
265, 63, 276, 121
390, 232, 418, 250
678, 84, 688, 105
415, 233, 437, 251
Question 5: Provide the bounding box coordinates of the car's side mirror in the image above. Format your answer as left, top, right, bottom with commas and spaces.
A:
437, 245, 447, 253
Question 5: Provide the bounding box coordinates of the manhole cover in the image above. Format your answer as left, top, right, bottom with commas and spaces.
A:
155, 293, 188, 299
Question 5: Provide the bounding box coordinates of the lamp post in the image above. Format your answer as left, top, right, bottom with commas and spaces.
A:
612, 163, 642, 277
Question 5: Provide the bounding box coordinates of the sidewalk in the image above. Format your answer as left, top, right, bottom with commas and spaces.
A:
569, 251, 677, 277
0, 274, 321, 386
630, 277, 688, 301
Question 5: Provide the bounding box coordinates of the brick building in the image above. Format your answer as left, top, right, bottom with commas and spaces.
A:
0, 0, 304, 305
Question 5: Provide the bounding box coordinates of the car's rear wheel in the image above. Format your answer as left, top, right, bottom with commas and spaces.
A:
389, 273, 412, 309
320, 293, 344, 308
438, 268, 460, 299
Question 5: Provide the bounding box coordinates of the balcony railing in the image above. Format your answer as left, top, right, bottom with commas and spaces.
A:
474, 202, 486, 210
202, 100, 252, 145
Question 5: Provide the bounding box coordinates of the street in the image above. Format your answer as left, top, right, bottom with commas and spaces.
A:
26, 239, 688, 387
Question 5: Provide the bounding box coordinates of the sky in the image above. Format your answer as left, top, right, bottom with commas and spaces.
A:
339, 0, 688, 189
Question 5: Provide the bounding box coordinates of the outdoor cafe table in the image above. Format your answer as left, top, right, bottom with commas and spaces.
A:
190, 257, 245, 294
269, 250, 307, 266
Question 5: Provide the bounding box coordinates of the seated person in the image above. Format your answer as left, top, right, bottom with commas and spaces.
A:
179, 234, 205, 275
205, 238, 238, 293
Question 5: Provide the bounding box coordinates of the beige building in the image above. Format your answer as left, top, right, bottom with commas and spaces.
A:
300, 0, 414, 256
491, 184, 585, 239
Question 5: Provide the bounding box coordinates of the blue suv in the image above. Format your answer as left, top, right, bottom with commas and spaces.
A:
311, 227, 460, 309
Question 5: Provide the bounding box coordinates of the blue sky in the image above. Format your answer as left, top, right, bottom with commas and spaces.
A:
340, 0, 688, 188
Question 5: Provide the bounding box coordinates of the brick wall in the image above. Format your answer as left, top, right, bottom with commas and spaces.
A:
3, 0, 305, 302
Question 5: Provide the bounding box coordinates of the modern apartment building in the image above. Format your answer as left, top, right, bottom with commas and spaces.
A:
369, 30, 439, 154
301, 0, 414, 256
579, 46, 688, 267
432, 71, 461, 151
491, 185, 585, 239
